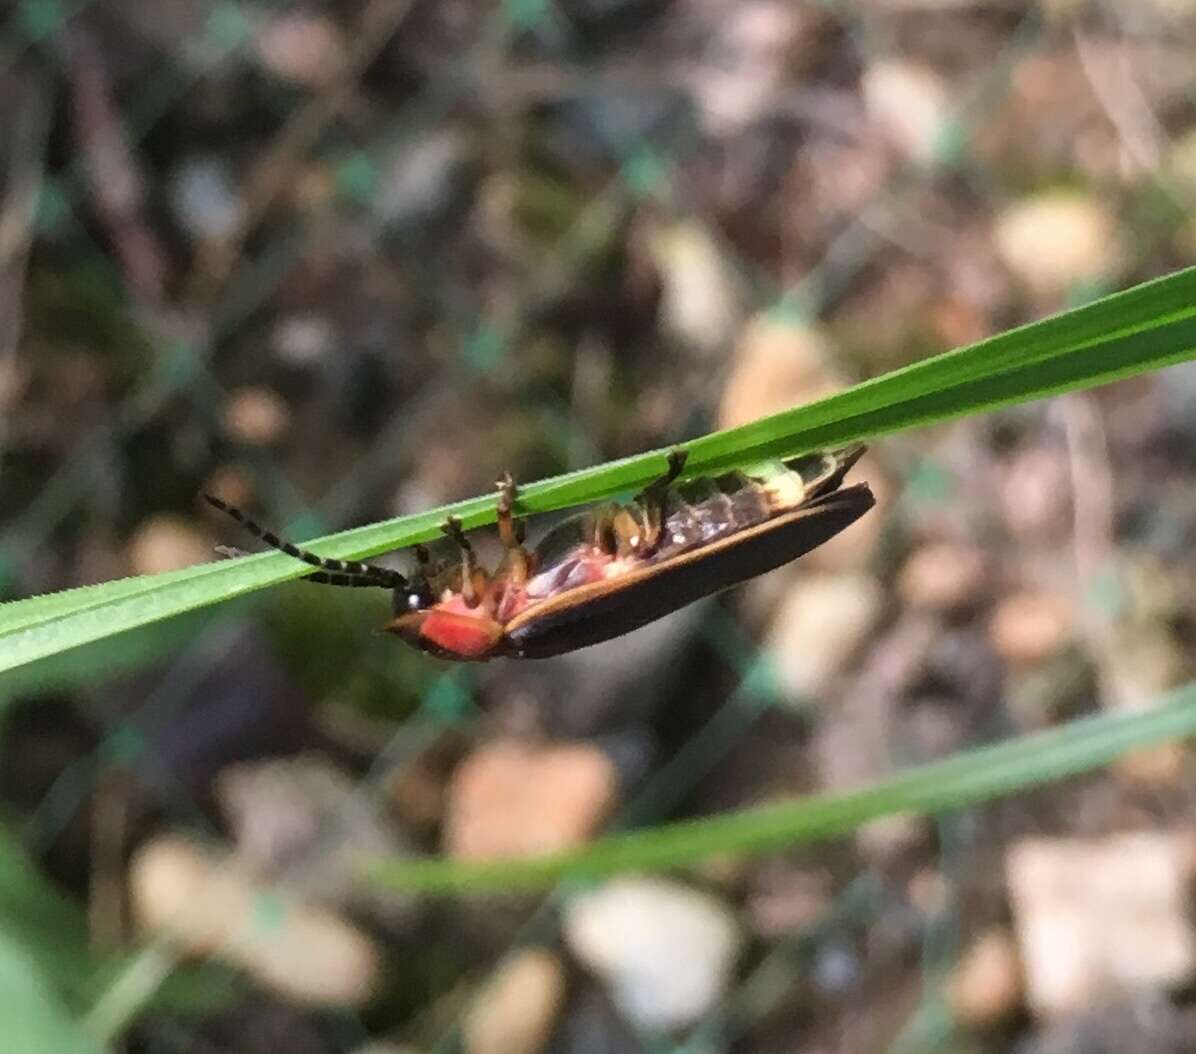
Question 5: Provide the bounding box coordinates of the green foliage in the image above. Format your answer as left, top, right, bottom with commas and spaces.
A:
6, 265, 1196, 907
0, 825, 232, 1049
3, 265, 1196, 680
0, 930, 104, 1054
0, 825, 97, 1006
369, 679, 1196, 893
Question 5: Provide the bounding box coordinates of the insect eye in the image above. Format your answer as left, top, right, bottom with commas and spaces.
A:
409, 580, 436, 608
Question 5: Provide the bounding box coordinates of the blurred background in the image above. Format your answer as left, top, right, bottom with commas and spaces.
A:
3, 1, 1196, 1051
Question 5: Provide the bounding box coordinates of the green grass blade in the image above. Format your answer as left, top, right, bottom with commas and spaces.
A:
0, 825, 233, 1039
366, 681, 1196, 893
3, 265, 1196, 675
0, 610, 217, 707
0, 930, 105, 1054
0, 826, 97, 1003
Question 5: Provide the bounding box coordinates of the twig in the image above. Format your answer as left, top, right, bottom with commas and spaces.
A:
1059, 392, 1114, 592
83, 938, 183, 1046
1073, 26, 1164, 176
0, 69, 50, 465
63, 25, 171, 302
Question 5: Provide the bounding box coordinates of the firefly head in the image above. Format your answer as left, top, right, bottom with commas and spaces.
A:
383, 577, 439, 653
393, 578, 435, 617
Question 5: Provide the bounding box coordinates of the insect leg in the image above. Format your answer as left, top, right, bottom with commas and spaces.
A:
495, 472, 531, 585
632, 449, 688, 553
610, 507, 646, 558
637, 449, 688, 500
203, 494, 406, 588
441, 515, 482, 607
495, 473, 527, 546
588, 506, 619, 555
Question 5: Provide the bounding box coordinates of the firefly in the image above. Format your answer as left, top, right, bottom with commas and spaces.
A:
205, 445, 874, 660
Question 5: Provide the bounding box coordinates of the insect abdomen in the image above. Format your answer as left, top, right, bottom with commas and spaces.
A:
506, 484, 875, 659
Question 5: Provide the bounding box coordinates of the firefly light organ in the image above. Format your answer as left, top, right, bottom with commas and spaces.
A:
205, 446, 874, 661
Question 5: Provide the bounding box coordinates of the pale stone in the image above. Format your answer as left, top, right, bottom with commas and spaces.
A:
377, 130, 472, 227
686, 1, 799, 134
256, 12, 346, 86
130, 834, 381, 1006
1000, 446, 1071, 539
223, 386, 290, 445
1102, 628, 1191, 713
1006, 833, 1196, 1018
215, 756, 417, 925
863, 60, 951, 164
766, 573, 885, 701
856, 813, 928, 860
129, 515, 213, 575
1116, 742, 1187, 788
989, 590, 1074, 666
948, 927, 1024, 1027
1167, 128, 1196, 192
564, 877, 742, 1031
994, 192, 1118, 298
271, 314, 336, 366
170, 157, 244, 241
444, 741, 618, 859
747, 865, 832, 937
718, 316, 845, 430
898, 542, 988, 612
649, 220, 742, 357
463, 948, 566, 1054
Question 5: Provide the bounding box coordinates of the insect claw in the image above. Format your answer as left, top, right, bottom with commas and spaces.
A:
494, 470, 533, 584
637, 449, 687, 502
441, 515, 484, 606
441, 515, 472, 551
628, 449, 688, 554
496, 470, 530, 555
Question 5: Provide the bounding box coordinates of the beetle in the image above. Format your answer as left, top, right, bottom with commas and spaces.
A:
204, 445, 874, 660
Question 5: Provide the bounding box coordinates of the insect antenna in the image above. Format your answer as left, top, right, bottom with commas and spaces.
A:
204, 494, 406, 590
303, 570, 395, 587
